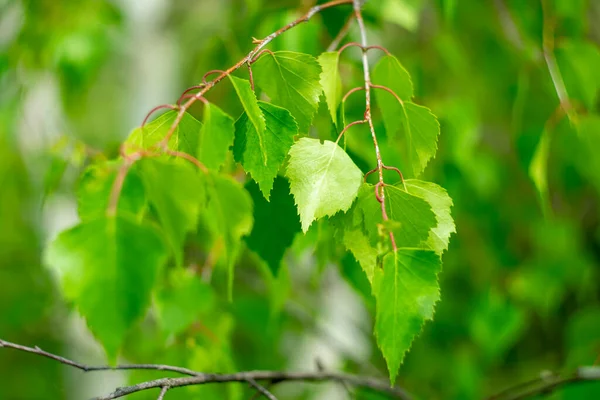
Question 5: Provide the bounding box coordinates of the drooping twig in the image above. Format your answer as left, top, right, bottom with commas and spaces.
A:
487, 366, 600, 400
352, 0, 398, 251
0, 338, 410, 400
540, 0, 577, 124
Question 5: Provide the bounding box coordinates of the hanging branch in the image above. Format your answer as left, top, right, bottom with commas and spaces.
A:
0, 338, 411, 400
350, 0, 398, 250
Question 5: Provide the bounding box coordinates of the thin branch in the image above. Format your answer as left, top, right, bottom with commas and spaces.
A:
247, 378, 278, 400
156, 386, 169, 400
0, 339, 201, 377
327, 13, 355, 51
487, 366, 600, 400
1, 338, 409, 400
338, 42, 391, 56
352, 0, 398, 251
342, 86, 365, 103
336, 119, 367, 143
92, 371, 410, 400
370, 83, 404, 105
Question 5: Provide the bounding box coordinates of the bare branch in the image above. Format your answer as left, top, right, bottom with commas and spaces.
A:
0, 339, 200, 376
487, 367, 600, 400
1, 338, 409, 400
156, 386, 169, 400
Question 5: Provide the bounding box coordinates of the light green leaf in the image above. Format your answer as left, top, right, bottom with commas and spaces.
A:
234, 101, 298, 199
203, 174, 253, 299
126, 110, 201, 155
77, 160, 146, 221
44, 216, 168, 360
286, 138, 363, 232
529, 130, 551, 216
318, 52, 342, 126
229, 75, 265, 136
155, 268, 214, 336
253, 51, 322, 133
245, 177, 301, 275
199, 102, 235, 171
404, 179, 455, 254
372, 54, 414, 101
401, 103, 440, 177
359, 183, 436, 248
137, 158, 205, 266
375, 249, 441, 384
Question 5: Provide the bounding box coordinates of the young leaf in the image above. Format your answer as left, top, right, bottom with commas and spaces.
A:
203, 173, 253, 299
359, 183, 436, 248
404, 179, 456, 254
252, 51, 322, 133
136, 158, 205, 266
234, 101, 298, 199
126, 110, 201, 155
77, 160, 146, 221
400, 102, 440, 177
286, 138, 363, 232
199, 102, 235, 171
372, 54, 414, 100
245, 177, 301, 275
318, 51, 342, 126
374, 249, 441, 384
44, 215, 168, 360
154, 268, 215, 336
229, 75, 265, 136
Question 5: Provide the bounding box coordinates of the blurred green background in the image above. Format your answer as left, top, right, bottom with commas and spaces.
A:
1, 0, 599, 399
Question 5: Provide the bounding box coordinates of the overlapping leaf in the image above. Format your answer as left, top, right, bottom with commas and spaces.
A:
374, 249, 441, 384
155, 268, 215, 336
229, 75, 265, 136
77, 160, 146, 221
245, 177, 301, 275
202, 173, 253, 298
359, 183, 437, 248
253, 51, 322, 133
318, 52, 342, 126
286, 138, 363, 232
373, 55, 439, 177
44, 215, 168, 360
234, 101, 298, 199
126, 110, 201, 155
198, 102, 235, 171
136, 158, 205, 266
404, 179, 455, 254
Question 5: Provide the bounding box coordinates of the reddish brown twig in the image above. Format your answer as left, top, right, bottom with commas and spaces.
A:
141, 104, 179, 129
369, 83, 404, 105
336, 120, 367, 143
342, 86, 365, 103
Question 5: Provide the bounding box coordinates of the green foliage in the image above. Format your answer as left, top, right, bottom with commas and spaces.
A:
374, 249, 441, 384
44, 216, 168, 360
4, 1, 600, 399
198, 102, 235, 171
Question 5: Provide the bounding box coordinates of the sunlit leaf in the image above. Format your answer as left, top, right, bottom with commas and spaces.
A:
318, 51, 342, 126
286, 138, 363, 232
